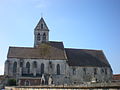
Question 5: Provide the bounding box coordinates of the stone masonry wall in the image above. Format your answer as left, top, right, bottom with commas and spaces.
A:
4, 58, 112, 85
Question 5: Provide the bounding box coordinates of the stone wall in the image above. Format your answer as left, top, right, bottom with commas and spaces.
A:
5, 82, 120, 90
5, 58, 67, 77
68, 66, 112, 84
4, 58, 112, 85
5, 87, 120, 90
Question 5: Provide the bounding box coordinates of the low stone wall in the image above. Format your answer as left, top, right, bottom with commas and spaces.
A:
5, 82, 120, 90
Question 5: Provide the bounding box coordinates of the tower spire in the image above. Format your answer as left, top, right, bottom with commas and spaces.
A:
34, 17, 49, 47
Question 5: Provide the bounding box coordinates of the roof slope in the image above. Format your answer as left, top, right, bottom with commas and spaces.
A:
65, 48, 110, 67
113, 74, 120, 81
7, 41, 67, 60
7, 41, 111, 67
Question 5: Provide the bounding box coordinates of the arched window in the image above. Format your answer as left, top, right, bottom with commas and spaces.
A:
49, 61, 52, 68
83, 68, 86, 75
33, 61, 37, 68
25, 80, 30, 86
13, 62, 17, 74
57, 64, 60, 75
105, 68, 107, 75
43, 33, 46, 41
101, 68, 104, 73
41, 63, 44, 75
94, 68, 97, 75
26, 62, 30, 74
37, 33, 40, 41
41, 23, 43, 29
73, 68, 76, 75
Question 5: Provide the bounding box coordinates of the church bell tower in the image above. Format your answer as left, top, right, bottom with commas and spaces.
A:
34, 17, 49, 47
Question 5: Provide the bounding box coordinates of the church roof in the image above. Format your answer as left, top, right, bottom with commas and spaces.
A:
113, 74, 120, 82
65, 48, 111, 67
7, 41, 110, 67
7, 41, 67, 60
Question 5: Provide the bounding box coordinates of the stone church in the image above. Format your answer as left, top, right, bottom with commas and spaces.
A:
4, 17, 113, 86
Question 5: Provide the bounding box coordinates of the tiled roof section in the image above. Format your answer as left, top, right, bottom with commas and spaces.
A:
65, 48, 111, 67
113, 74, 120, 81
7, 41, 67, 60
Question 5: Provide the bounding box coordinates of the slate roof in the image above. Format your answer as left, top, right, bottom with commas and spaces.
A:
7, 41, 111, 67
65, 48, 111, 67
7, 41, 67, 60
113, 74, 120, 81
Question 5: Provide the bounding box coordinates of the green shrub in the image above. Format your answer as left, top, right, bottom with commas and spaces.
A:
8, 79, 16, 86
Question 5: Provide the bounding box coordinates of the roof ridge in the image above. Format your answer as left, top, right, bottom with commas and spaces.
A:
49, 41, 63, 43
114, 74, 120, 76
65, 48, 102, 51
9, 46, 34, 49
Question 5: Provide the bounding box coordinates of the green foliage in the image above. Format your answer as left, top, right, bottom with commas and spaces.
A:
8, 79, 16, 86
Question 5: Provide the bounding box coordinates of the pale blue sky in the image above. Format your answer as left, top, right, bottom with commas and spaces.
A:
0, 0, 120, 74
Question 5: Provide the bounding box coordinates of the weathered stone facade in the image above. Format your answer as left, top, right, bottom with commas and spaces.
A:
5, 82, 120, 90
4, 17, 113, 86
